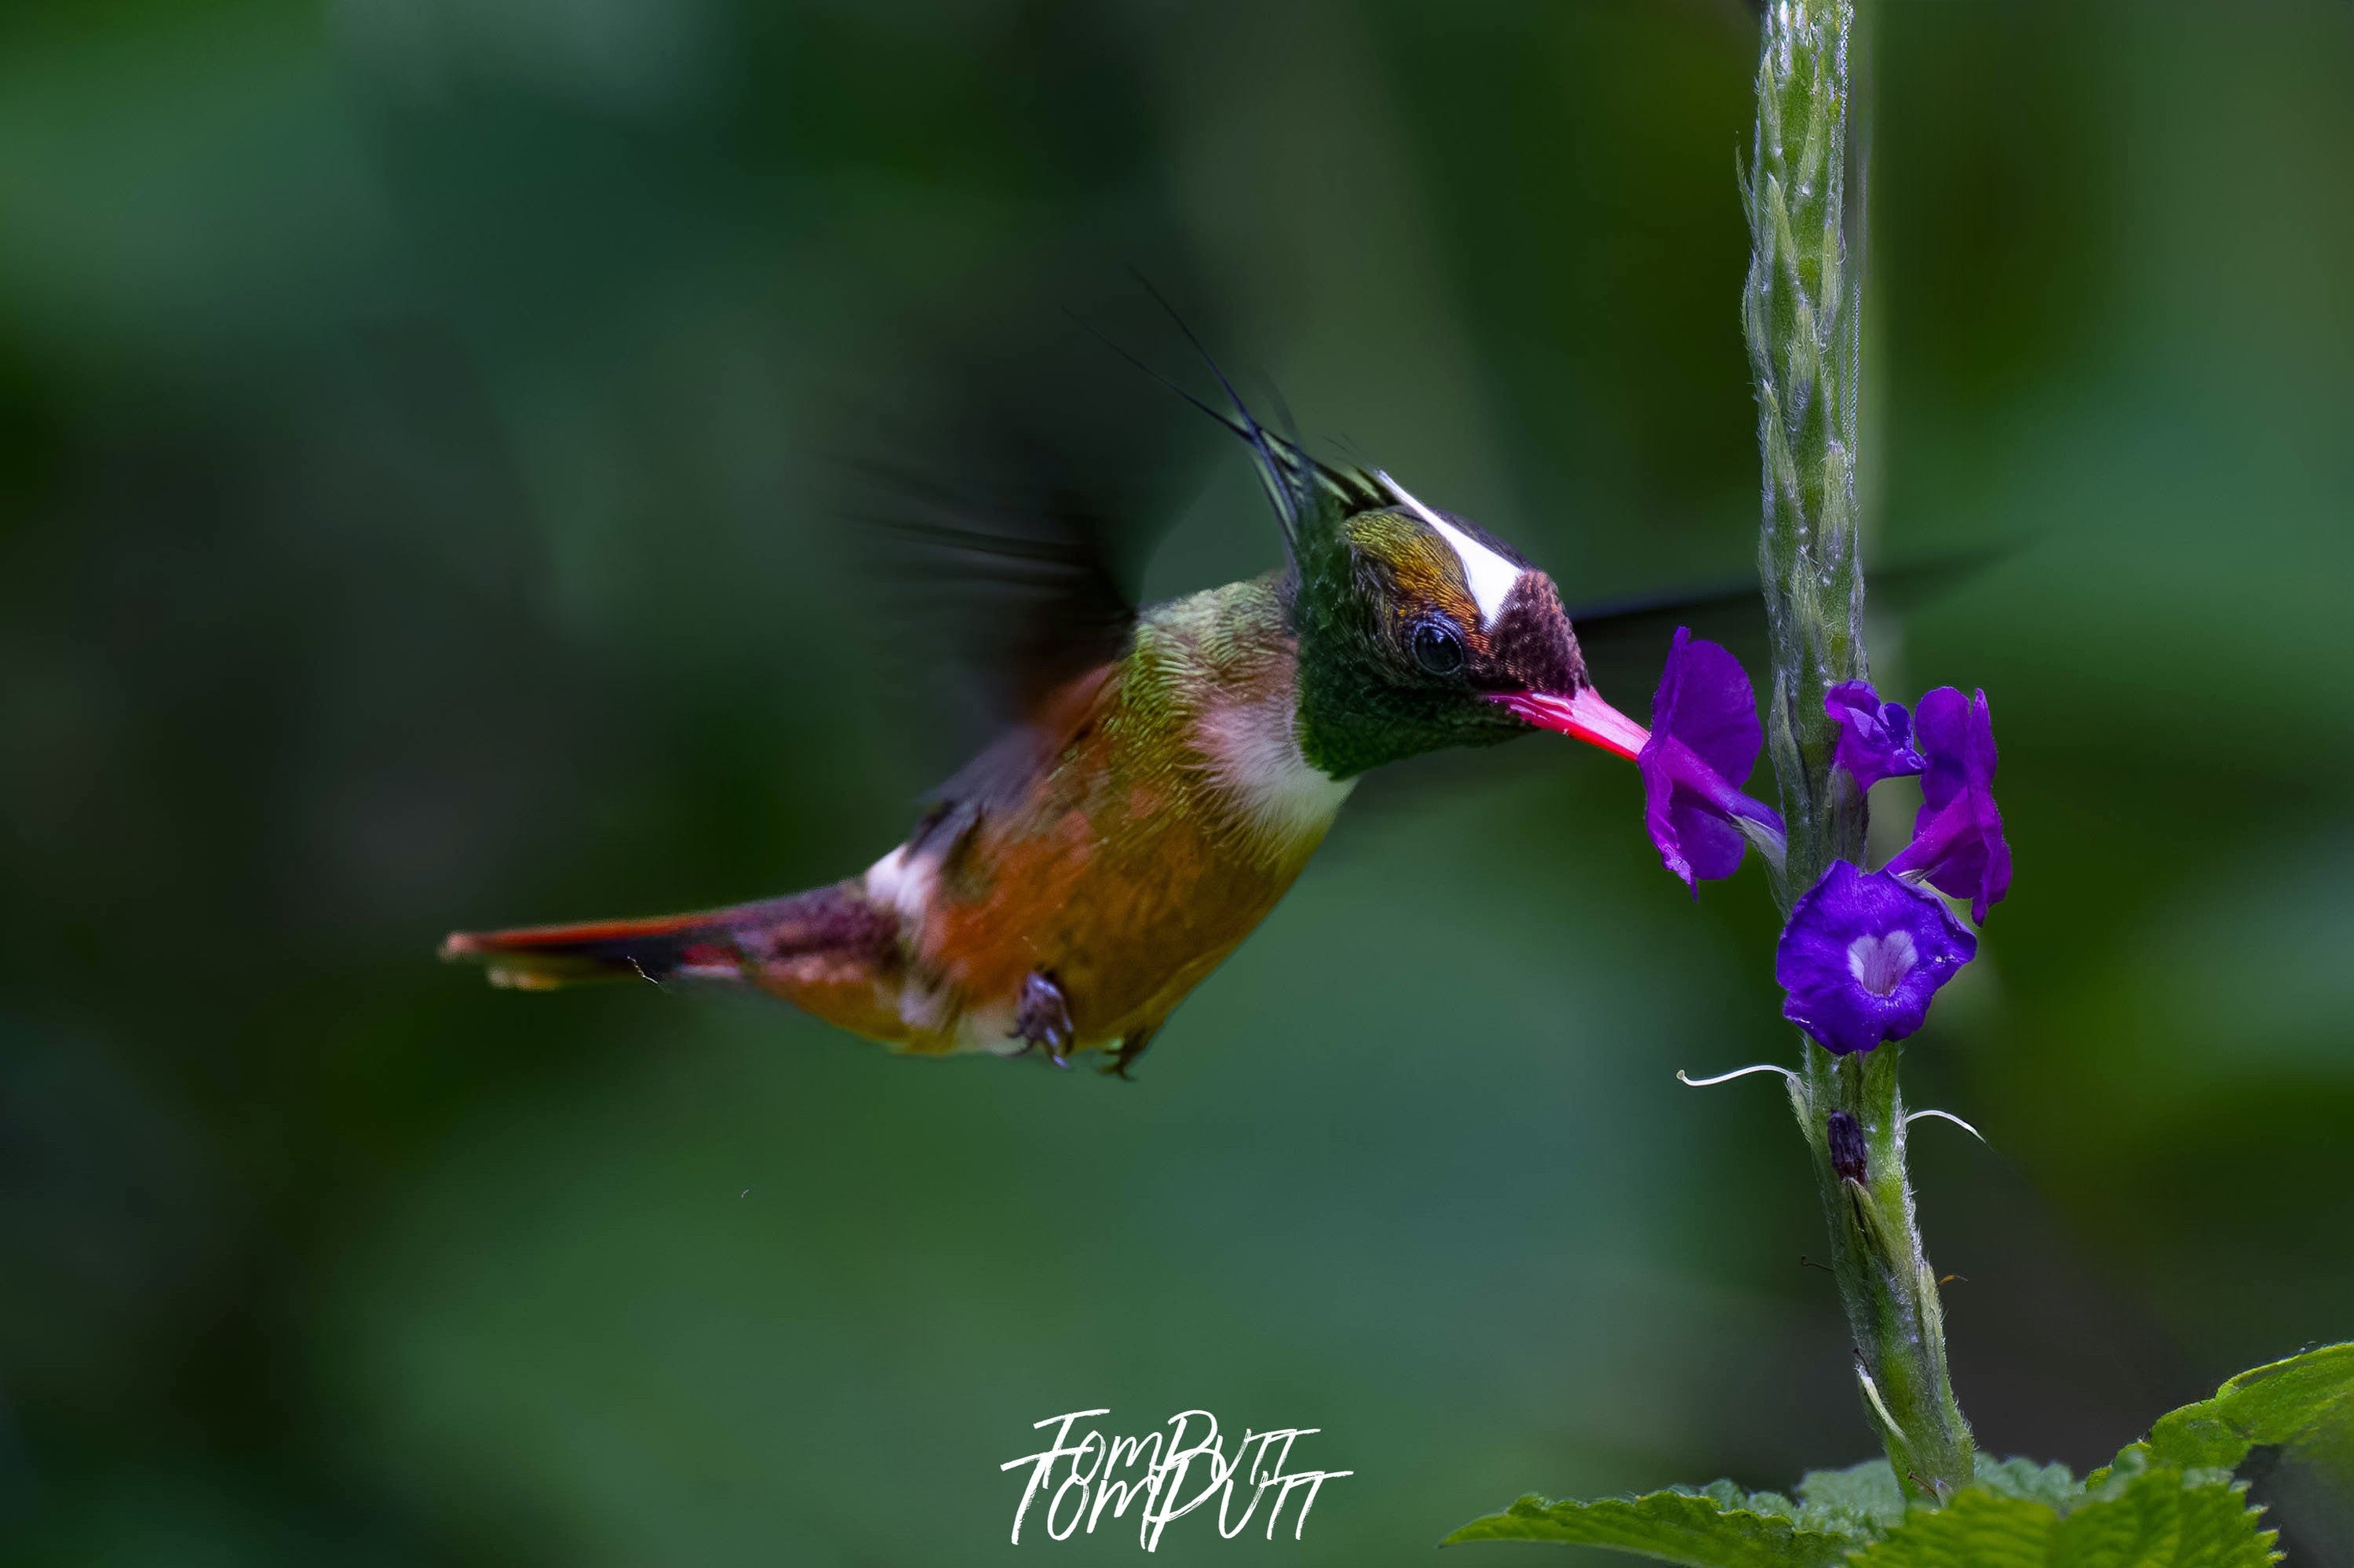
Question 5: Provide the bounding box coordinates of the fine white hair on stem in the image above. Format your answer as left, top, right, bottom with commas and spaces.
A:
1677, 1063, 1800, 1088
1904, 1108, 1985, 1143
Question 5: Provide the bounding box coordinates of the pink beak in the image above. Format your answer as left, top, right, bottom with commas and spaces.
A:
1491, 687, 1651, 762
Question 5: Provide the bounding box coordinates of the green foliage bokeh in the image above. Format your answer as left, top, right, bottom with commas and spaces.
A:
2, 2, 2350, 1563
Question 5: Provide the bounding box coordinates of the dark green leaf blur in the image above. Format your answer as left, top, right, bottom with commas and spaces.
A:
2, 2, 2349, 1562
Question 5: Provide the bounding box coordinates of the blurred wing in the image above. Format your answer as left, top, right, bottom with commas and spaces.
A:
1568, 549, 2009, 706
855, 439, 1160, 725
840, 280, 1240, 775
1568, 580, 1768, 709
841, 270, 1381, 791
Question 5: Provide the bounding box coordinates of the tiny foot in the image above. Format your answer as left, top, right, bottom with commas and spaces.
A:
1101, 1022, 1160, 1081
1010, 969, 1075, 1068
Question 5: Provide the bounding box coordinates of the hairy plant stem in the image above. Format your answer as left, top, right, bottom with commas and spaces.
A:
1786, 1048, 1973, 1499
1745, 0, 1974, 1499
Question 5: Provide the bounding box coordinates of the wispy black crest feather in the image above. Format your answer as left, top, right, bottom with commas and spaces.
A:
1110, 275, 1390, 556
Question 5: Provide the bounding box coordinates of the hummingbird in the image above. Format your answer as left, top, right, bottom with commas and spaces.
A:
440, 372, 1659, 1077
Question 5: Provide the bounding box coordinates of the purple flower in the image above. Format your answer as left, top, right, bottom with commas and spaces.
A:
1639, 628, 1786, 892
1825, 680, 1925, 793
1776, 861, 1977, 1056
1885, 686, 2012, 923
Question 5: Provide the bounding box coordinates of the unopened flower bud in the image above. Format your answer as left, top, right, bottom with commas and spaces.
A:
1827, 1110, 1867, 1184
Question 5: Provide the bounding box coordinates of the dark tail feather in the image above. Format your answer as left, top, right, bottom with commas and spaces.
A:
439, 892, 823, 991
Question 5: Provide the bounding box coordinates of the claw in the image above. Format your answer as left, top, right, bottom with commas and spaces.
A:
1010, 969, 1076, 1069
1101, 1021, 1160, 1081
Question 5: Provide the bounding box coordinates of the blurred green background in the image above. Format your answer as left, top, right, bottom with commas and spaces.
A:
4, 1, 2351, 1562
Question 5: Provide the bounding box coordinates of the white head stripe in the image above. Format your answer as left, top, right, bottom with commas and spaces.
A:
1378, 471, 1524, 626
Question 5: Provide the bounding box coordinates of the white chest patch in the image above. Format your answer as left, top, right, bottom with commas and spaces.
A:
1194, 693, 1357, 855
1381, 470, 1524, 626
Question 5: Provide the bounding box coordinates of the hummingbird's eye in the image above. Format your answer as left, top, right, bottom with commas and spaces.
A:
1410, 616, 1465, 676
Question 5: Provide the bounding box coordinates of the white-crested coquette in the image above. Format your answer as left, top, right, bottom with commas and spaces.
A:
443, 377, 1655, 1076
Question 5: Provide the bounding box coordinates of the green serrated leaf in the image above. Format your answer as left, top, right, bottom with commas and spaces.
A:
2150, 1344, 2354, 1469
1974, 1455, 2083, 1508
1843, 1488, 2057, 1567
2049, 1469, 2278, 1567
1443, 1487, 1854, 1566
2089, 1343, 2354, 1489
1443, 1349, 2338, 1568
1845, 1465, 2278, 1568
2084, 1445, 2241, 1507
1794, 1460, 1906, 1533
1692, 1479, 1799, 1521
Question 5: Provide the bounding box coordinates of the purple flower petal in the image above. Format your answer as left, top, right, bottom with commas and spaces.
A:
1825, 680, 1925, 793
1651, 629, 1763, 784
1637, 629, 1786, 892
1885, 687, 2012, 923
1776, 861, 1977, 1056
1644, 737, 1750, 885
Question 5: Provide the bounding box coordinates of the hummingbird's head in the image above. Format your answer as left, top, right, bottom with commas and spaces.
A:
1288, 472, 1649, 779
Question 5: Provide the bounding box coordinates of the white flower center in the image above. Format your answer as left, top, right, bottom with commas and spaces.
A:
1846, 931, 1918, 997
